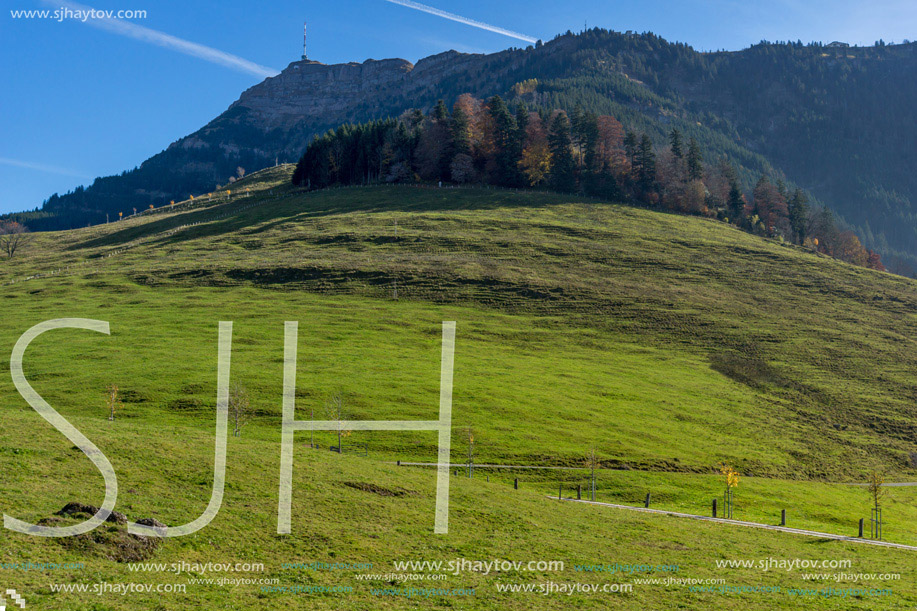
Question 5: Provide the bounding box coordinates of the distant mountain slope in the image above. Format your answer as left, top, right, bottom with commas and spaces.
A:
14, 30, 917, 273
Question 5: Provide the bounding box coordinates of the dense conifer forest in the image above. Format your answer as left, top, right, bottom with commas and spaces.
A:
292, 96, 885, 271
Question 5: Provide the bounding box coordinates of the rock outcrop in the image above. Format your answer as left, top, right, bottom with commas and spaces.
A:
226, 51, 488, 130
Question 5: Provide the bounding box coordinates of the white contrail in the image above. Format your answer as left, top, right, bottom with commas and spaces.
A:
383, 0, 538, 44
40, 0, 279, 79
0, 157, 91, 178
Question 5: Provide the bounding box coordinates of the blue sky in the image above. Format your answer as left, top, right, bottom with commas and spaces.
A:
2, 0, 915, 214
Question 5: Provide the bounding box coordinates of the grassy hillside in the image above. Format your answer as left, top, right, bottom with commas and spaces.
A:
5, 166, 916, 476
1, 166, 915, 609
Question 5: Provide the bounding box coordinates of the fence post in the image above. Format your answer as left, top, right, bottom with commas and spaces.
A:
559, 485, 562, 500
577, 485, 582, 500
858, 518, 864, 538
397, 460, 400, 466
514, 478, 518, 490
780, 509, 786, 526
645, 493, 651, 508
712, 498, 718, 518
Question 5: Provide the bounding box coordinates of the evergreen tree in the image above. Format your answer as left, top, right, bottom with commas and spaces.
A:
451, 106, 472, 157
433, 99, 449, 121
637, 134, 656, 189
593, 168, 622, 201
719, 158, 739, 185
686, 137, 703, 181
788, 188, 809, 244
548, 112, 576, 193
669, 128, 684, 159
570, 105, 587, 152
394, 122, 410, 159
487, 96, 523, 187
581, 112, 600, 172
537, 106, 551, 126
623, 132, 638, 173
727, 180, 745, 221
515, 101, 530, 156
776, 179, 788, 201
515, 102, 530, 134
406, 109, 424, 131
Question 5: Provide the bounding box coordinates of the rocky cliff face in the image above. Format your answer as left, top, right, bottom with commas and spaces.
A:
231, 58, 414, 124
226, 51, 487, 131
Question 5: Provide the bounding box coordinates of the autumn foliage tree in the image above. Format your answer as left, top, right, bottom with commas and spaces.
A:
752, 177, 789, 236
519, 113, 551, 186
836, 231, 869, 267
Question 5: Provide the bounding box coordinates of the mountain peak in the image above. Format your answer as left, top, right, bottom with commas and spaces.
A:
230, 56, 415, 125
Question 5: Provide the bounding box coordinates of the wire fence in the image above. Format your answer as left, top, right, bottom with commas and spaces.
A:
2, 179, 606, 288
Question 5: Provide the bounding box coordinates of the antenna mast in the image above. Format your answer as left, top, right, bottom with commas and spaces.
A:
301, 22, 308, 60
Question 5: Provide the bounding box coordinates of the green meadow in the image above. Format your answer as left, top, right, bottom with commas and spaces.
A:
0, 166, 915, 609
